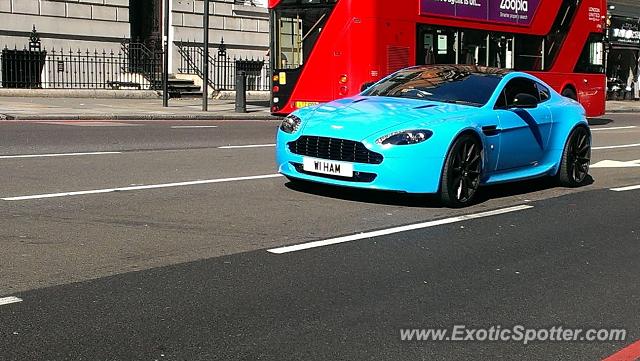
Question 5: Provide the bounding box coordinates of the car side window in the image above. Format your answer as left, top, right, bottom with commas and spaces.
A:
496, 77, 540, 108
536, 82, 551, 102
494, 90, 507, 109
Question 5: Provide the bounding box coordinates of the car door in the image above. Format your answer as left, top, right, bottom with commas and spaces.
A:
494, 77, 553, 171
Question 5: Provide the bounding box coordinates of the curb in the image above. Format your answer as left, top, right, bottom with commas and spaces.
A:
0, 89, 160, 99
606, 108, 640, 113
0, 113, 283, 121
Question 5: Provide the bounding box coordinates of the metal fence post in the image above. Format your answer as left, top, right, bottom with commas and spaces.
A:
162, 0, 170, 107
202, 0, 210, 111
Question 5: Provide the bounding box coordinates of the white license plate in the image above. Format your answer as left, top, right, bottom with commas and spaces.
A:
303, 157, 353, 178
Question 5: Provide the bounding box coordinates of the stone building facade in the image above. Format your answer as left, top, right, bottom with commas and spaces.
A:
0, 0, 269, 74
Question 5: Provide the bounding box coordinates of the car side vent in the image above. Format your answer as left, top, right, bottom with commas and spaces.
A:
387, 46, 410, 74
414, 104, 437, 109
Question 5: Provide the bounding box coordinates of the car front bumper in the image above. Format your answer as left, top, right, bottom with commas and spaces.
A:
275, 133, 446, 194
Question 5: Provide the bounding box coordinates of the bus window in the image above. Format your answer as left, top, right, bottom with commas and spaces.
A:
514, 35, 544, 71
459, 30, 488, 66
423, 33, 435, 65
417, 26, 458, 65
545, 0, 581, 69
275, 6, 333, 69
488, 34, 513, 69
575, 33, 605, 74
435, 29, 458, 64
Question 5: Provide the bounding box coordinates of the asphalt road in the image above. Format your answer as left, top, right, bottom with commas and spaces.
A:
0, 114, 639, 360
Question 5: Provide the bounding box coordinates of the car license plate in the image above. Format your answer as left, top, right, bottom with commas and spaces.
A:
303, 157, 353, 178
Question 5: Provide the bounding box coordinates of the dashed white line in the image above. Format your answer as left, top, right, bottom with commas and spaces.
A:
0, 151, 122, 159
218, 144, 276, 149
268, 204, 534, 254
171, 126, 219, 129
593, 143, 640, 150
611, 184, 640, 192
591, 126, 637, 131
0, 296, 22, 306
2, 174, 283, 201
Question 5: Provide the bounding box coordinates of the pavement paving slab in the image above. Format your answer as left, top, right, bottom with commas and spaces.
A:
1, 96, 639, 121
0, 97, 280, 120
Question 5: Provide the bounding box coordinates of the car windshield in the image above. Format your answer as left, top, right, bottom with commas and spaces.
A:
362, 66, 505, 107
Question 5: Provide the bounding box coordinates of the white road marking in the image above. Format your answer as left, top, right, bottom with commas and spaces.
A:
2, 174, 283, 201
171, 126, 218, 129
611, 184, 640, 192
0, 296, 22, 306
591, 126, 637, 131
593, 143, 640, 150
268, 204, 534, 254
218, 144, 276, 149
0, 151, 122, 159
591, 160, 640, 168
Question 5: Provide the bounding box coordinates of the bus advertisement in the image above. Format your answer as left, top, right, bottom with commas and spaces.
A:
269, 0, 607, 117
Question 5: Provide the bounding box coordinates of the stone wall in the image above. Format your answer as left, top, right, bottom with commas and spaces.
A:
0, 0, 130, 52
0, 0, 270, 75
172, 0, 269, 60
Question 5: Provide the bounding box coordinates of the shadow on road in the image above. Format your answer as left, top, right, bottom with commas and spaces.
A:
248, 100, 270, 107
476, 175, 594, 202
285, 180, 441, 208
588, 118, 614, 126
285, 175, 595, 208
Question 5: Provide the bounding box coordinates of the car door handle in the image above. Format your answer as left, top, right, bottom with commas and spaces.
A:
482, 125, 501, 136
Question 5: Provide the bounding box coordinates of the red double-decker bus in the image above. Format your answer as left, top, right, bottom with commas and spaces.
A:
269, 0, 607, 117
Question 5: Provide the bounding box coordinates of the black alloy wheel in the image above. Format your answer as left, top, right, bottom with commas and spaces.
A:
558, 126, 591, 187
440, 134, 483, 207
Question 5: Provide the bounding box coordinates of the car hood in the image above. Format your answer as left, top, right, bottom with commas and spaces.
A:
300, 96, 477, 141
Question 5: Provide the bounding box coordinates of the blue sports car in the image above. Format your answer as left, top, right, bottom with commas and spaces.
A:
275, 65, 591, 207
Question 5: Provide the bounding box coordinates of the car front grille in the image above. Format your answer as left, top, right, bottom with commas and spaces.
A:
287, 136, 383, 164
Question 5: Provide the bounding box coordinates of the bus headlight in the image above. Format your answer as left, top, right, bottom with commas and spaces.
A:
280, 114, 302, 134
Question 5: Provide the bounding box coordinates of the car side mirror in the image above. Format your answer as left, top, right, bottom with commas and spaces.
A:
512, 93, 538, 109
360, 82, 375, 92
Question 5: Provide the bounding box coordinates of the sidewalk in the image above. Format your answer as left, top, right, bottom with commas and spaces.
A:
606, 100, 640, 113
1, 96, 638, 121
0, 97, 281, 121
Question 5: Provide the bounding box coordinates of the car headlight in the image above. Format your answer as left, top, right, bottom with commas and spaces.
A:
376, 130, 433, 145
280, 114, 302, 134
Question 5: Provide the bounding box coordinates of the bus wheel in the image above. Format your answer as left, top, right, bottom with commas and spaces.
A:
562, 87, 577, 101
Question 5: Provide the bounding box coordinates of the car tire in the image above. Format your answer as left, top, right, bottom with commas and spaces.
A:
562, 87, 578, 101
439, 134, 483, 208
557, 126, 591, 187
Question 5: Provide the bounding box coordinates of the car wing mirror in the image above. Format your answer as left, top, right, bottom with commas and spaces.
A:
512, 93, 538, 109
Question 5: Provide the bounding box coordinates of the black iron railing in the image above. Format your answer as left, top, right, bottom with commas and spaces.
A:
0, 46, 162, 90
177, 42, 270, 91
0, 29, 268, 91
121, 40, 163, 89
